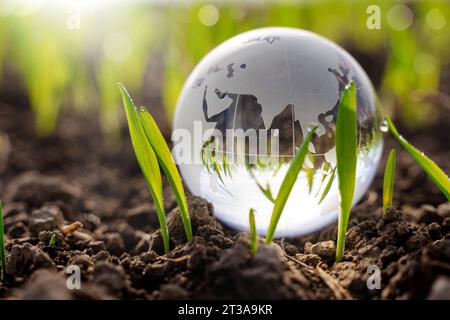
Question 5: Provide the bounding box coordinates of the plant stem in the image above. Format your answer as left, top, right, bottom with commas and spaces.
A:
249, 209, 258, 255
0, 200, 6, 282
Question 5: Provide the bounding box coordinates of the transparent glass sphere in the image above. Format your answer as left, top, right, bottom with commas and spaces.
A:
173, 27, 383, 238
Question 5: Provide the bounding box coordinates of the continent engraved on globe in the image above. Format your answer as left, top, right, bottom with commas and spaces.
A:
201, 63, 366, 167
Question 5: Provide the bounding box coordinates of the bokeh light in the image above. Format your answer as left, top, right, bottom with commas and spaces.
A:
103, 33, 134, 63
414, 53, 437, 75
198, 4, 220, 27
426, 8, 447, 30
387, 4, 414, 31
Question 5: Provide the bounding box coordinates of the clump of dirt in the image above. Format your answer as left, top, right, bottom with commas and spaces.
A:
0, 96, 449, 300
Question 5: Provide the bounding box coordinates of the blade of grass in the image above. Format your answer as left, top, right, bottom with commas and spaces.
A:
335, 81, 357, 262
249, 168, 275, 203
222, 150, 232, 177
306, 166, 314, 194
265, 125, 318, 244
249, 208, 258, 255
315, 161, 330, 197
383, 149, 396, 213
318, 165, 336, 204
0, 200, 6, 282
117, 84, 170, 253
49, 233, 57, 247
261, 183, 275, 203
140, 108, 192, 241
212, 156, 225, 184
385, 116, 450, 200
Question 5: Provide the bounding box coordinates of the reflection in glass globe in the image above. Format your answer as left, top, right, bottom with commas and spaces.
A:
173, 27, 383, 238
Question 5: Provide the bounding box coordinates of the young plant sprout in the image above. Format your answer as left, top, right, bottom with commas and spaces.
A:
318, 166, 336, 204
306, 165, 314, 194
118, 84, 192, 253
264, 125, 318, 244
248, 168, 275, 203
331, 98, 449, 261
335, 81, 357, 262
49, 233, 57, 248
383, 149, 397, 214
0, 200, 6, 281
139, 108, 193, 240
249, 208, 258, 255
385, 116, 450, 200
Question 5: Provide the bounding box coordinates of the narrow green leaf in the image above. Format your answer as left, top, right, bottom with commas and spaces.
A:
222, 151, 232, 177
262, 184, 275, 203
117, 83, 170, 253
315, 161, 331, 197
385, 116, 450, 200
318, 165, 336, 204
212, 156, 225, 184
306, 165, 314, 194
249, 168, 275, 203
0, 200, 6, 282
383, 149, 396, 214
140, 108, 193, 241
49, 233, 56, 247
265, 125, 318, 244
249, 208, 258, 255
335, 81, 358, 262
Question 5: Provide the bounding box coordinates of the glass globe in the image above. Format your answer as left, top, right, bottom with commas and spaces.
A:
173, 27, 383, 238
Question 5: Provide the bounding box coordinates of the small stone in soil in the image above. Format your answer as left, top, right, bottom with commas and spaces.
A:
88, 241, 107, 254
29, 205, 64, 235
427, 276, 450, 300
304, 240, 336, 260
78, 213, 102, 231
437, 202, 450, 219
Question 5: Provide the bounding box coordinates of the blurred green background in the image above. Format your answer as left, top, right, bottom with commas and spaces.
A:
0, 0, 449, 138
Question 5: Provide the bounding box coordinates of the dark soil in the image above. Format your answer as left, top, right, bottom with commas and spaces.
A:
0, 95, 449, 300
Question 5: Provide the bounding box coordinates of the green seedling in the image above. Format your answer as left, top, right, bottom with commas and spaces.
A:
249, 208, 258, 255
306, 166, 314, 194
248, 168, 275, 203
318, 165, 336, 204
222, 151, 233, 177
265, 125, 318, 244
201, 138, 227, 184
315, 162, 331, 197
335, 81, 357, 262
140, 108, 193, 241
0, 200, 6, 281
119, 83, 194, 252
49, 233, 57, 247
258, 183, 275, 203
385, 116, 450, 200
118, 84, 170, 253
383, 149, 396, 213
